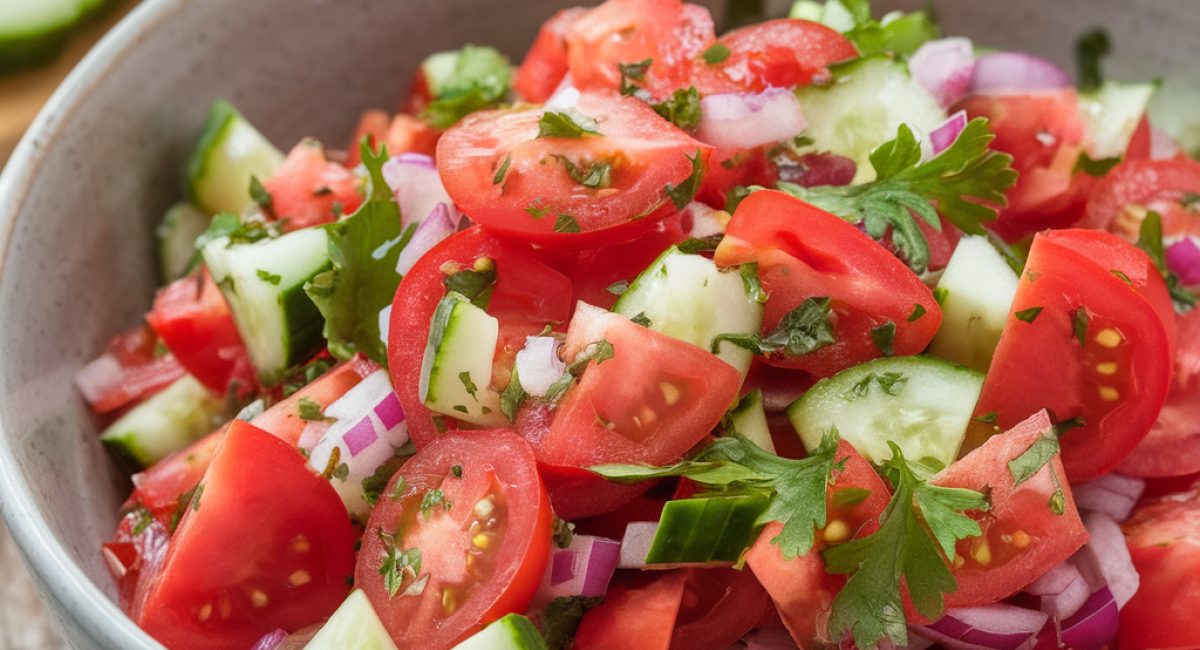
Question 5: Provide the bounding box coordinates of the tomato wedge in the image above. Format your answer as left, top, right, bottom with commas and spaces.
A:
1079, 158, 1200, 240
691, 19, 859, 95
714, 189, 941, 378
513, 7, 589, 103
135, 420, 355, 650
573, 570, 689, 650
436, 90, 711, 246
264, 139, 364, 231
356, 430, 553, 650
969, 229, 1175, 481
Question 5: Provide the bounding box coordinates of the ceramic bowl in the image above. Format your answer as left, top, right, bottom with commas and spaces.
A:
0, 0, 1197, 648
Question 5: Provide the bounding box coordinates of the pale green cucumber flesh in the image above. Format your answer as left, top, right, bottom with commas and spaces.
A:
1078, 81, 1158, 160
451, 614, 548, 650
927, 235, 1019, 374
100, 374, 225, 469
727, 388, 776, 455
420, 292, 506, 428
156, 201, 211, 283
787, 355, 984, 467
0, 0, 108, 73
302, 590, 398, 650
185, 100, 284, 215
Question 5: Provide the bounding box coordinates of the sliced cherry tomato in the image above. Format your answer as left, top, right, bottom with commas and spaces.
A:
714, 189, 942, 378
1078, 158, 1200, 241
1120, 477, 1200, 650
969, 229, 1175, 481
356, 430, 552, 649
135, 420, 355, 650
690, 19, 858, 95
264, 139, 365, 231
536, 305, 741, 468
564, 0, 714, 101
513, 7, 589, 103
74, 323, 186, 414
573, 569, 689, 650
436, 90, 712, 246
744, 440, 890, 648
146, 267, 257, 399
932, 410, 1088, 610
387, 227, 573, 449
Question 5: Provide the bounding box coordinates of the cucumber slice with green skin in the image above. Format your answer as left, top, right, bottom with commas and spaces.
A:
156, 202, 211, 284
100, 374, 225, 469
620, 495, 770, 568
184, 100, 284, 216
726, 388, 777, 455
419, 292, 507, 428
302, 589, 398, 650
795, 55, 946, 184
787, 355, 984, 468
926, 236, 1019, 374
450, 614, 548, 650
0, 0, 108, 73
1078, 81, 1158, 160
611, 247, 763, 379
201, 227, 330, 383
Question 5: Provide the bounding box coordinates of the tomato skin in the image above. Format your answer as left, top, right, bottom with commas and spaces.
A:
387, 227, 573, 449
1120, 480, 1200, 650
668, 567, 772, 650
1079, 158, 1200, 241
574, 570, 689, 650
345, 111, 441, 168
264, 139, 364, 231
75, 323, 186, 414
436, 90, 712, 247
691, 19, 859, 95
714, 190, 941, 378
356, 430, 552, 650
135, 420, 355, 650
146, 268, 257, 399
513, 7, 588, 103
932, 411, 1087, 610
969, 230, 1174, 482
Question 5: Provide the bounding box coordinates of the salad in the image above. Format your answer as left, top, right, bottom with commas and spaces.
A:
76, 0, 1200, 649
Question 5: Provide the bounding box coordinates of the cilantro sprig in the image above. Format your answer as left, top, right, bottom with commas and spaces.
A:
711, 296, 835, 359
777, 118, 1017, 273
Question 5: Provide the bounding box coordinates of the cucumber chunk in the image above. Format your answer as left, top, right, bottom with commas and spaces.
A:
1078, 81, 1157, 160
302, 589, 398, 650
185, 100, 284, 216
795, 56, 946, 184
726, 388, 776, 455
787, 355, 984, 467
419, 292, 507, 428
100, 374, 225, 469
926, 236, 1019, 373
0, 0, 107, 73
451, 614, 548, 650
611, 247, 763, 379
201, 227, 331, 382
156, 201, 211, 283
620, 495, 769, 568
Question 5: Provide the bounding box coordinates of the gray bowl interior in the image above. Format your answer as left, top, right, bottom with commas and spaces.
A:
0, 0, 1196, 648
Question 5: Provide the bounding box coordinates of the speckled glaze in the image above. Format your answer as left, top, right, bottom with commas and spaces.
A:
0, 0, 1196, 648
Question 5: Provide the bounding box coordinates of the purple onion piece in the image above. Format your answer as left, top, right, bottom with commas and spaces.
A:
1166, 237, 1200, 285
968, 52, 1073, 94
381, 154, 462, 230
1070, 472, 1144, 522
1074, 511, 1139, 608
580, 537, 621, 597
916, 601, 1048, 650
696, 88, 807, 150
250, 629, 288, 650
537, 535, 621, 602
1025, 559, 1090, 620
395, 202, 457, 276
515, 336, 567, 397
910, 37, 976, 107
930, 110, 969, 157
1038, 588, 1119, 650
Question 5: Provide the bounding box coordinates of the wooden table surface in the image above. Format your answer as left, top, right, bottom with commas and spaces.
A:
1, 2, 140, 647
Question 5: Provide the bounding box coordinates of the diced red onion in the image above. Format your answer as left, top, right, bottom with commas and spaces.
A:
1073, 511, 1139, 608
914, 601, 1048, 650
1024, 559, 1090, 620
250, 629, 288, 650
909, 37, 976, 107
1033, 588, 1118, 650
1151, 126, 1184, 160
617, 521, 659, 569
381, 153, 463, 229
1070, 472, 1145, 522
683, 201, 726, 238
515, 336, 567, 397
545, 74, 580, 110
968, 52, 1073, 94
536, 535, 621, 603
927, 110, 969, 160
1166, 236, 1200, 285
696, 88, 807, 150
395, 202, 458, 276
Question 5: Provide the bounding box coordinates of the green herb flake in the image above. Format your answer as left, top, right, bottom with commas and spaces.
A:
249, 175, 274, 213
1137, 211, 1197, 314
725, 185, 754, 214
420, 45, 513, 129
256, 269, 282, 285
871, 320, 897, 357
1111, 269, 1133, 285
712, 296, 835, 359
1008, 433, 1061, 487
459, 372, 479, 401
1073, 306, 1089, 346
420, 489, 447, 519
540, 596, 605, 650
907, 304, 927, 322
500, 364, 526, 423
557, 156, 613, 189
630, 312, 652, 327
378, 529, 423, 599
832, 487, 873, 508
1015, 306, 1044, 324
1076, 28, 1110, 93
538, 109, 602, 138
444, 263, 498, 308
493, 154, 511, 185
651, 86, 703, 133
297, 397, 326, 421
606, 280, 630, 296
844, 372, 908, 401
677, 234, 724, 254
973, 411, 998, 424
554, 213, 582, 233
666, 149, 705, 210
701, 42, 731, 64
618, 59, 652, 97
933, 286, 949, 306
1074, 151, 1122, 177
451, 465, 463, 478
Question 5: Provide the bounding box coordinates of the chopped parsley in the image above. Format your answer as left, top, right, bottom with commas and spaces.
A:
557, 157, 613, 189
540, 596, 604, 650
843, 372, 907, 400
907, 304, 927, 322
1074, 151, 1122, 177
554, 214, 582, 233
256, 269, 281, 285
459, 372, 479, 401
493, 154, 511, 185
1073, 306, 1089, 346
701, 43, 731, 64
378, 528, 423, 598
297, 397, 327, 421
1075, 28, 1110, 93
1137, 211, 1197, 313
420, 488, 448, 519
1014, 306, 1043, 323
499, 365, 526, 422
711, 296, 835, 359
665, 149, 705, 210
444, 261, 498, 309
249, 175, 274, 215
651, 86, 702, 133
538, 109, 602, 138
870, 320, 897, 357
618, 59, 652, 97
421, 45, 513, 129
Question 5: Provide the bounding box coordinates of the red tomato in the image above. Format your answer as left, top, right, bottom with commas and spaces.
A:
146, 267, 257, 399
970, 229, 1175, 481
954, 90, 1089, 242
437, 90, 712, 246
1120, 477, 1200, 650
535, 305, 741, 468
691, 19, 859, 95
668, 567, 772, 650
346, 112, 442, 168
574, 570, 689, 650
74, 323, 186, 414
744, 440, 890, 648
565, 0, 714, 101
264, 139, 364, 231
387, 227, 573, 449
696, 147, 779, 209
1118, 370, 1200, 478
135, 420, 355, 650
714, 189, 942, 378
356, 430, 552, 650
931, 410, 1088, 610
513, 7, 589, 103
1078, 158, 1200, 241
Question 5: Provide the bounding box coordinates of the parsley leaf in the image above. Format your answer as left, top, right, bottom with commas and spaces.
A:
1137, 210, 1197, 313
711, 296, 835, 358
702, 43, 731, 64
378, 529, 423, 598
1008, 433, 1061, 487
421, 45, 513, 129
651, 86, 702, 133
1074, 151, 1122, 177
871, 320, 897, 356
256, 269, 281, 285
539, 109, 602, 138
677, 234, 724, 254
665, 149, 705, 210
1015, 306, 1043, 323
420, 489, 447, 519
444, 261, 497, 309
499, 364, 526, 423
305, 140, 412, 367
297, 397, 327, 421
557, 156, 613, 189
1076, 29, 1110, 93
554, 214, 582, 233
540, 596, 604, 650
777, 119, 1017, 273
249, 175, 274, 216
1073, 306, 1089, 346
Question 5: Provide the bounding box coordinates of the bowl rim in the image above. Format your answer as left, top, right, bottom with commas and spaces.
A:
0, 1, 184, 648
